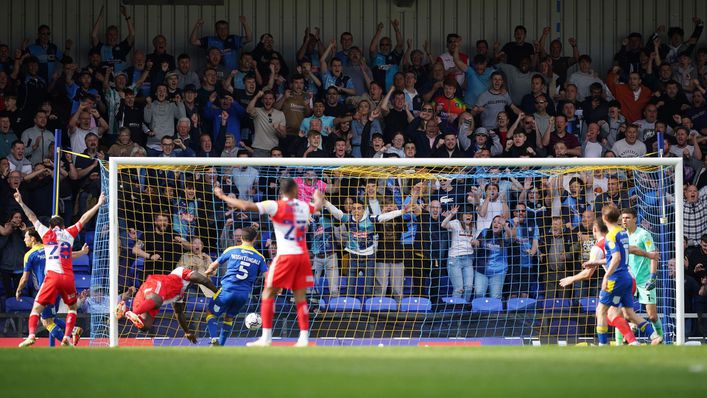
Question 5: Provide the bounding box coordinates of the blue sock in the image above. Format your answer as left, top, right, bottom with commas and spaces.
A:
219, 320, 234, 346
206, 314, 219, 339
54, 318, 66, 330
638, 321, 656, 338
47, 321, 65, 341
597, 326, 609, 344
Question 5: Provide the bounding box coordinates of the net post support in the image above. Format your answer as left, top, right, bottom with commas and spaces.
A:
674, 157, 685, 345
109, 158, 119, 347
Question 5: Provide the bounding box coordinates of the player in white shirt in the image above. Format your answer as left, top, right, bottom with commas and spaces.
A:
214, 177, 325, 347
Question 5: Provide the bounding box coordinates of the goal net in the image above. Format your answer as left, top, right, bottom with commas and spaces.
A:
90, 157, 685, 346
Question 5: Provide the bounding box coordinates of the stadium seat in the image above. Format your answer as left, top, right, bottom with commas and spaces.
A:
548, 319, 579, 336
338, 277, 348, 295
73, 254, 91, 273
327, 297, 361, 311
364, 297, 398, 311
5, 296, 34, 312
472, 297, 503, 313
506, 297, 537, 312
441, 297, 469, 305
399, 297, 432, 312
316, 277, 330, 296
542, 298, 572, 313
185, 296, 209, 313
75, 272, 92, 291
578, 297, 598, 313
403, 277, 413, 295
439, 297, 470, 314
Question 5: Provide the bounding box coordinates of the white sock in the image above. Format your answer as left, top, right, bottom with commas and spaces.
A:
262, 328, 272, 341
298, 330, 309, 341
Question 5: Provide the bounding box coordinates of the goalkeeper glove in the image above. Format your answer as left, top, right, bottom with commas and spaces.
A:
645, 273, 657, 291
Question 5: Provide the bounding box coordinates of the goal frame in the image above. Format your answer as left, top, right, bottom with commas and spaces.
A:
107, 156, 685, 347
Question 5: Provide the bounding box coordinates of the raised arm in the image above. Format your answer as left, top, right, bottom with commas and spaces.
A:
369, 22, 384, 58
188, 270, 218, 293
120, 5, 136, 46
311, 189, 325, 213
247, 90, 263, 117
440, 205, 458, 229
297, 27, 313, 62
391, 19, 404, 53
323, 200, 345, 221
13, 189, 38, 225
214, 186, 259, 212
190, 19, 204, 46
239, 16, 252, 44
320, 39, 336, 76
78, 192, 106, 226
91, 6, 105, 47
452, 47, 469, 73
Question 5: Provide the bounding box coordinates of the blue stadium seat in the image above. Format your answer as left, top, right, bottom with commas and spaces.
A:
364, 297, 398, 311
441, 297, 469, 305
542, 298, 572, 313
403, 277, 413, 295
506, 297, 537, 312
327, 297, 361, 311
578, 297, 598, 313
399, 297, 432, 312
5, 296, 34, 312
73, 254, 91, 273
316, 277, 330, 296
548, 319, 578, 336
439, 297, 470, 314
338, 277, 348, 295
185, 296, 209, 313
75, 272, 91, 291
472, 297, 503, 313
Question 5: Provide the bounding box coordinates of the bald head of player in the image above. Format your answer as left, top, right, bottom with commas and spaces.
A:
280, 178, 299, 199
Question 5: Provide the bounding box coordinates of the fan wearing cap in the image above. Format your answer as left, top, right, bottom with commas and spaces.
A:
462, 126, 502, 157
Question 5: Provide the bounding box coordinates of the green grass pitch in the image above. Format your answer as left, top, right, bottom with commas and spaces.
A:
1, 346, 706, 397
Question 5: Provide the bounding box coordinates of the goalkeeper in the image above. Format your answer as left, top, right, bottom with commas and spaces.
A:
618, 208, 662, 344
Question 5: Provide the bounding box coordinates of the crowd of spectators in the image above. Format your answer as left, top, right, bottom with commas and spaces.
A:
0, 8, 706, 335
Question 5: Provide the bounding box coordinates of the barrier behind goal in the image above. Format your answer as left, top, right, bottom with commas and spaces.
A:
89, 158, 684, 346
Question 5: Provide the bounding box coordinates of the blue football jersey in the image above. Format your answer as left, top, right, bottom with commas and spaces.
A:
23, 245, 46, 290
604, 227, 631, 280
216, 245, 268, 294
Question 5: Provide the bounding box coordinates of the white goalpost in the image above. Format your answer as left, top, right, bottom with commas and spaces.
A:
105, 156, 685, 347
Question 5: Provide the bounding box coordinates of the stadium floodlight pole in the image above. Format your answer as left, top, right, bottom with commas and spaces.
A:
107, 156, 685, 346
109, 158, 119, 347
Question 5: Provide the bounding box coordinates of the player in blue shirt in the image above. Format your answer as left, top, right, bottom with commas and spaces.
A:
15, 228, 88, 346
597, 206, 661, 345
204, 226, 268, 346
